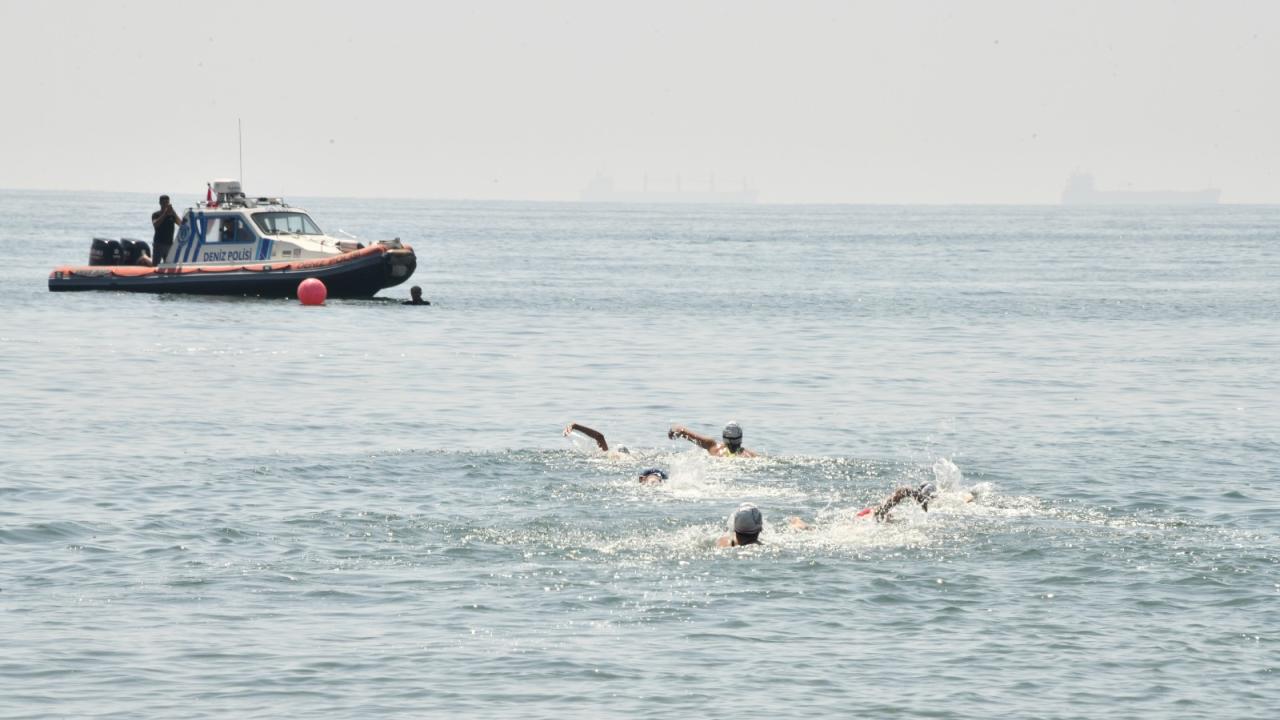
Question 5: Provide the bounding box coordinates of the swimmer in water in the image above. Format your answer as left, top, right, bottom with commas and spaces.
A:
668, 421, 759, 458
637, 467, 668, 485
565, 422, 664, 473
717, 502, 764, 547
788, 482, 975, 528
402, 286, 431, 305
867, 482, 942, 521
563, 422, 619, 453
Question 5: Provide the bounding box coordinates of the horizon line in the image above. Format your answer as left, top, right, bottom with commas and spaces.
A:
2, 185, 1271, 207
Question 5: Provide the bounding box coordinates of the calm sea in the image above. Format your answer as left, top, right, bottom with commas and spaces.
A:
1, 191, 1277, 718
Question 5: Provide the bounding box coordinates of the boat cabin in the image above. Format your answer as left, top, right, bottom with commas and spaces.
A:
165, 179, 357, 265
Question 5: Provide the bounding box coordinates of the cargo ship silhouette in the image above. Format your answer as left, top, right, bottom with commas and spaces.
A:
1061, 172, 1220, 205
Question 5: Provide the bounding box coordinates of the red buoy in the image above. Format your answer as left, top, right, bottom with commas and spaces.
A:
298, 278, 327, 305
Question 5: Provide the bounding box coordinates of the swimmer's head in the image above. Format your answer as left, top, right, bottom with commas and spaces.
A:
638, 467, 668, 484
729, 502, 763, 544
722, 421, 743, 452
917, 482, 938, 511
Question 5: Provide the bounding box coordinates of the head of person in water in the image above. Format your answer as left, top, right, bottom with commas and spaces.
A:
637, 467, 668, 484
729, 502, 763, 545
917, 482, 938, 511
722, 421, 744, 454
410, 285, 423, 301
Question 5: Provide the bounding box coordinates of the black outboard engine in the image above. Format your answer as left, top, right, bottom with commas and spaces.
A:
119, 239, 138, 265
134, 239, 152, 264
89, 238, 112, 265
120, 238, 150, 265
104, 239, 124, 265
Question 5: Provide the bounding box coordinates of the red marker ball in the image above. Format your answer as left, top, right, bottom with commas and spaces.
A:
298, 278, 327, 305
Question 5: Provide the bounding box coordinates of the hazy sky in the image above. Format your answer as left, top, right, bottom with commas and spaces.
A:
1, 0, 1276, 203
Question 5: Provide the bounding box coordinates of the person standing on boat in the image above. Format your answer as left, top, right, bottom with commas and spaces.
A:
151, 195, 184, 265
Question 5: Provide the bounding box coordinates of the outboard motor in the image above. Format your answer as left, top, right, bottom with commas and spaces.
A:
89, 238, 112, 265
120, 238, 150, 265
104, 239, 123, 265
136, 239, 153, 264
119, 239, 138, 265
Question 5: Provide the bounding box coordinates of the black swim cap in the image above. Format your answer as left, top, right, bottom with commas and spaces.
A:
722, 422, 743, 441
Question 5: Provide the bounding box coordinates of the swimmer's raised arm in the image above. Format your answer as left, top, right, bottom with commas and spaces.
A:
668, 424, 716, 450
564, 422, 609, 452
872, 485, 933, 522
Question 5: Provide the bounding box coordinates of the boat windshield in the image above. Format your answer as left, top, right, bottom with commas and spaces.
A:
252, 212, 324, 236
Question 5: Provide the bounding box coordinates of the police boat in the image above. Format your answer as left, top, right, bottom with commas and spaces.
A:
48, 180, 417, 298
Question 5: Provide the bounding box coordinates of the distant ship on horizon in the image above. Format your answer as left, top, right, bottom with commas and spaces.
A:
580, 173, 758, 204
1061, 172, 1220, 205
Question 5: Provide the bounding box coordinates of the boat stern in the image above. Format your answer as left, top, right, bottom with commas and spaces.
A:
379, 239, 417, 290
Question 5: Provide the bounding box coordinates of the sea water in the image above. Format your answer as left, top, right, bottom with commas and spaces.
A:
0, 192, 1277, 718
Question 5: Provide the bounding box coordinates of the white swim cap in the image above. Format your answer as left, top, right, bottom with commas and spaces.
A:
722, 422, 743, 441
729, 502, 763, 534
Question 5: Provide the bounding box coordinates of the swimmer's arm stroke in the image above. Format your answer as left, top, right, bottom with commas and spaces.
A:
873, 487, 930, 522
564, 422, 608, 452
667, 424, 716, 451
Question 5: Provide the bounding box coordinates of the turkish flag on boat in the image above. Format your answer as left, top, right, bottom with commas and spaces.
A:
206, 183, 216, 207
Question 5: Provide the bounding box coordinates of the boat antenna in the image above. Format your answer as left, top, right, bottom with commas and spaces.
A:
238, 118, 244, 186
